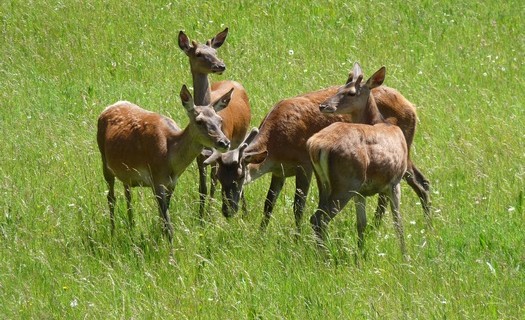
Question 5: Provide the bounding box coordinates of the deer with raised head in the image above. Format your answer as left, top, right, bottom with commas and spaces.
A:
307, 63, 407, 255
178, 28, 251, 218
212, 68, 430, 231
97, 85, 233, 243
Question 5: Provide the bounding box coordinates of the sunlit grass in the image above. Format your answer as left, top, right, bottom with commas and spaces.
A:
0, 0, 524, 318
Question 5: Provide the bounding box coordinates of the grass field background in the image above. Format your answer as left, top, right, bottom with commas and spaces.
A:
1, 0, 524, 318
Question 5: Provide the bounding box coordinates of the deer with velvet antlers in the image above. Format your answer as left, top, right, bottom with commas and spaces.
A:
212, 68, 430, 231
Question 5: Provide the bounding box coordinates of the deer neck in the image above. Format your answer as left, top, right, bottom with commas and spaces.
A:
353, 94, 384, 125
168, 127, 205, 174
191, 71, 212, 106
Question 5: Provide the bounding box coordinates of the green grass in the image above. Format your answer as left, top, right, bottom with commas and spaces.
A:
1, 0, 524, 318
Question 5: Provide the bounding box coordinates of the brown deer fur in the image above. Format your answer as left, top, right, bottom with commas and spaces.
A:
214, 71, 429, 230
178, 28, 251, 218
308, 63, 407, 255
97, 85, 233, 243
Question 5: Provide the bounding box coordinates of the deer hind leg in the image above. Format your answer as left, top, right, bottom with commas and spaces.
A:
196, 154, 208, 220
373, 193, 389, 228
260, 174, 285, 231
293, 167, 313, 234
404, 159, 431, 224
154, 185, 174, 244
124, 184, 134, 229
103, 166, 116, 234
310, 191, 352, 248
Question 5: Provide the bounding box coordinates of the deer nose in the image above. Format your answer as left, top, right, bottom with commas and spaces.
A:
319, 104, 336, 113
213, 63, 226, 73
216, 139, 230, 151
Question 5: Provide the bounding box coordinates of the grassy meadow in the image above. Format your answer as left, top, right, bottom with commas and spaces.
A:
1, 0, 524, 318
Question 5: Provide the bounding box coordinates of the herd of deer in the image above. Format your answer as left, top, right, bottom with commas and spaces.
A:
97, 28, 431, 257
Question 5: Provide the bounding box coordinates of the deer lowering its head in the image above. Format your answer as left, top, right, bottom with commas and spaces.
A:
307, 63, 407, 255
97, 85, 233, 243
213, 76, 429, 231
178, 28, 251, 218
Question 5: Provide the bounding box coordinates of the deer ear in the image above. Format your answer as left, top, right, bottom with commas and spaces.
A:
180, 85, 194, 111
366, 66, 386, 89
352, 62, 363, 82
212, 88, 234, 112
345, 71, 354, 85
178, 31, 192, 53
210, 27, 229, 49
243, 150, 267, 165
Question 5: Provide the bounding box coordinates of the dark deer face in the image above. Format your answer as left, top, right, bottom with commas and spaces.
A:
216, 151, 246, 217
178, 28, 229, 75
204, 128, 260, 217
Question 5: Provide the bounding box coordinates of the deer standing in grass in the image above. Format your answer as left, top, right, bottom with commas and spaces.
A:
307, 63, 407, 255
178, 28, 251, 218
213, 73, 430, 230
97, 85, 233, 243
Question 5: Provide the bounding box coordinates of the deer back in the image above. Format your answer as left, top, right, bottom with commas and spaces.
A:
211, 80, 251, 148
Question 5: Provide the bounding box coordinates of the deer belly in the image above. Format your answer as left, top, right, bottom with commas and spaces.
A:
110, 166, 154, 187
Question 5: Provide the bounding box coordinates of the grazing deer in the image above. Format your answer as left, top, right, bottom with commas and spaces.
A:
213, 77, 429, 232
178, 28, 251, 218
307, 63, 407, 255
203, 127, 260, 215
96, 85, 233, 243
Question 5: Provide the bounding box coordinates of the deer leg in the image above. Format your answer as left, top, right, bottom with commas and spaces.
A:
260, 175, 285, 231
354, 196, 368, 252
412, 163, 430, 192
103, 167, 116, 234
154, 185, 173, 244
310, 202, 331, 247
311, 192, 352, 248
388, 183, 406, 257
404, 159, 431, 224
124, 184, 134, 229
196, 154, 208, 220
374, 193, 389, 228
294, 167, 312, 234
209, 162, 218, 200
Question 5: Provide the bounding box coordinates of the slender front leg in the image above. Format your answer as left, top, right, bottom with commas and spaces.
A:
154, 185, 174, 244
103, 169, 116, 234
209, 162, 218, 200
124, 184, 134, 229
260, 175, 285, 230
196, 154, 208, 220
294, 167, 312, 234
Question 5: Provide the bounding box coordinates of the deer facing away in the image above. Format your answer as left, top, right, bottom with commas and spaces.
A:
307, 63, 407, 255
97, 85, 233, 243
